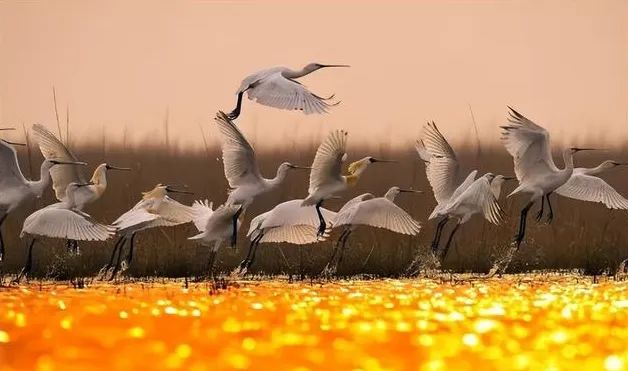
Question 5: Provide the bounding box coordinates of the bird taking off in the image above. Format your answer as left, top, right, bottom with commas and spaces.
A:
214, 111, 310, 246
302, 129, 396, 237
555, 160, 628, 210
227, 63, 349, 120
325, 187, 422, 275
501, 107, 597, 249
415, 122, 512, 263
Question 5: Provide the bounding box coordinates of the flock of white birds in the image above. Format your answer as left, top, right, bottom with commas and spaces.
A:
1, 63, 628, 281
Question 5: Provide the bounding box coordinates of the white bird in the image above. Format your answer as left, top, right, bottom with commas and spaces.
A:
416, 122, 511, 260
33, 124, 131, 253
237, 199, 336, 273
33, 124, 132, 210
302, 129, 396, 237
429, 173, 508, 261
15, 182, 116, 282
501, 107, 596, 248
214, 111, 309, 246
0, 138, 85, 262
555, 160, 628, 209
227, 63, 349, 120
103, 184, 195, 280
325, 187, 422, 273
188, 201, 242, 274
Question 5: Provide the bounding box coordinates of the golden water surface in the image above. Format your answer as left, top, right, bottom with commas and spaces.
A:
0, 275, 627, 370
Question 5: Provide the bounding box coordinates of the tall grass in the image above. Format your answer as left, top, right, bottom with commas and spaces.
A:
2, 134, 628, 278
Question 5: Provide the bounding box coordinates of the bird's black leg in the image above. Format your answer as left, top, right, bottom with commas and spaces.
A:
238, 236, 258, 271
109, 237, 128, 281
545, 193, 554, 224
73, 240, 80, 255
14, 239, 36, 283
245, 236, 262, 271
227, 92, 244, 120
100, 236, 125, 278
125, 232, 137, 267
535, 196, 545, 222
439, 223, 461, 262
207, 250, 218, 276
514, 201, 534, 249
230, 206, 244, 248
336, 229, 352, 268
316, 201, 326, 238
0, 213, 7, 262
431, 217, 449, 253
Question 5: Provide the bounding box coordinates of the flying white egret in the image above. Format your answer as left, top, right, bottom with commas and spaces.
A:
554, 160, 628, 209
324, 187, 422, 274
227, 63, 349, 120
0, 139, 86, 262
214, 111, 309, 246
188, 201, 242, 274
428, 173, 509, 261
302, 129, 396, 237
415, 122, 510, 260
32, 124, 131, 253
102, 184, 195, 280
237, 199, 336, 273
15, 182, 116, 282
501, 107, 596, 248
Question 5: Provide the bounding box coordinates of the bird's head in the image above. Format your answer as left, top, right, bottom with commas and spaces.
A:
104, 163, 132, 172
601, 160, 628, 170
568, 147, 598, 155
306, 63, 350, 73
489, 174, 515, 199
279, 162, 311, 171
347, 157, 396, 176
384, 186, 421, 201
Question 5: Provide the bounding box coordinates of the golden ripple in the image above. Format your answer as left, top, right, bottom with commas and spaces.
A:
0, 275, 626, 370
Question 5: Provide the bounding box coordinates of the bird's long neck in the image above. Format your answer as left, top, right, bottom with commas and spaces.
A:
282, 66, 315, 79
90, 166, 108, 193
561, 149, 575, 178
582, 162, 608, 176
28, 162, 53, 197
266, 165, 290, 188
384, 189, 398, 202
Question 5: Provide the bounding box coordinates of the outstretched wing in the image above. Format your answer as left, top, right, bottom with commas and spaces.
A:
500, 107, 557, 182
418, 122, 460, 204
190, 199, 214, 232
455, 177, 503, 225
261, 199, 337, 229
32, 124, 86, 201
556, 172, 628, 210
22, 208, 115, 241
112, 207, 159, 233
260, 225, 328, 245
307, 129, 348, 195
150, 196, 196, 224
215, 111, 262, 188
0, 140, 27, 189
334, 198, 421, 235
247, 72, 338, 115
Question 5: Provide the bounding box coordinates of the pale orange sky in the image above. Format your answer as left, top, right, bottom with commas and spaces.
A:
1, 0, 627, 150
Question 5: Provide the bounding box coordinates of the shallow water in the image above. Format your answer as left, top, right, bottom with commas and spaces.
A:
0, 275, 627, 370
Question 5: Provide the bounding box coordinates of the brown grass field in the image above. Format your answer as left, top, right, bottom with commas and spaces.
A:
2, 131, 628, 279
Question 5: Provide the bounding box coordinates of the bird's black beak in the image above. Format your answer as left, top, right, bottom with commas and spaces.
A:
1, 139, 26, 146
611, 161, 628, 166
0, 128, 16, 131
571, 147, 599, 153
288, 164, 312, 169
51, 160, 87, 166
165, 186, 194, 195
370, 158, 397, 163
105, 165, 132, 171
319, 64, 350, 68
76, 182, 94, 187
503, 176, 516, 181
399, 189, 422, 194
